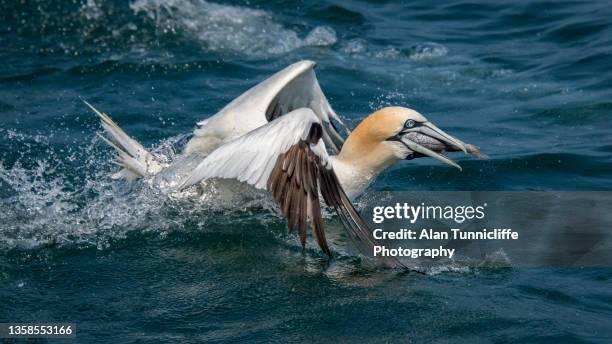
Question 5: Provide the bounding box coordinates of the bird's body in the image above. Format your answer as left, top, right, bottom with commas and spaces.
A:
86, 60, 481, 268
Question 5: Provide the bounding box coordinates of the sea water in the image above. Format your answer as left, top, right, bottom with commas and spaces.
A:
1, 0, 611, 342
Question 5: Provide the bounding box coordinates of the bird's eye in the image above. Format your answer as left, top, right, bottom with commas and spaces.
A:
404, 119, 416, 128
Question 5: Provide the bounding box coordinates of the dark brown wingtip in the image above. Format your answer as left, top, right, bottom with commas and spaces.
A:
307, 122, 323, 144
309, 195, 331, 256
267, 133, 332, 256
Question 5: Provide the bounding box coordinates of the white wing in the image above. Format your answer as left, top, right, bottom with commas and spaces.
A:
180, 108, 327, 190
188, 60, 349, 154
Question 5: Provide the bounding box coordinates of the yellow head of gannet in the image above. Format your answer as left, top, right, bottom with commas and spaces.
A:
332, 107, 477, 198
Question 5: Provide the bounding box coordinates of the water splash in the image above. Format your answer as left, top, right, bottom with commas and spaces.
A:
129, 0, 337, 57
339, 38, 450, 62
303, 26, 338, 47
407, 42, 449, 60
0, 128, 279, 251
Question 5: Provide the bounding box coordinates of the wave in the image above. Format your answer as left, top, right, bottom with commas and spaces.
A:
128, 0, 336, 57
4, 0, 458, 63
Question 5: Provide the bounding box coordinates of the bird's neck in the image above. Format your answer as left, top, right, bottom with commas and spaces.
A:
331, 139, 399, 200
328, 156, 371, 200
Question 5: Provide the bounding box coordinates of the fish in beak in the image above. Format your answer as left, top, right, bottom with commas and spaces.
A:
392, 121, 481, 171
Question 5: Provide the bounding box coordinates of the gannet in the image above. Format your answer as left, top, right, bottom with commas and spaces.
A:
86, 60, 480, 268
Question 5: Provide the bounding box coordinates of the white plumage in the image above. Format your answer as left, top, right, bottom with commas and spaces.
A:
179, 108, 329, 191
84, 100, 163, 181
184, 60, 347, 155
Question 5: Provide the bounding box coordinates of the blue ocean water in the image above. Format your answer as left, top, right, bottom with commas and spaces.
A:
1, 0, 611, 342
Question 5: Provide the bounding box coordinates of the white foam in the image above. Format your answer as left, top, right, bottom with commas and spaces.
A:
81, 0, 103, 20
0, 129, 276, 250
340, 38, 368, 54
304, 25, 337, 46
374, 47, 402, 59
408, 42, 449, 60
129, 0, 337, 57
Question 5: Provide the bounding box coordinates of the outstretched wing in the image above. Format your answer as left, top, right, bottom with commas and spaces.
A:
180, 109, 320, 191
192, 60, 350, 153
263, 61, 349, 152
179, 109, 404, 268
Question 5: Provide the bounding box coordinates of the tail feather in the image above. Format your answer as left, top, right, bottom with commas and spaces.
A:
84, 100, 161, 181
